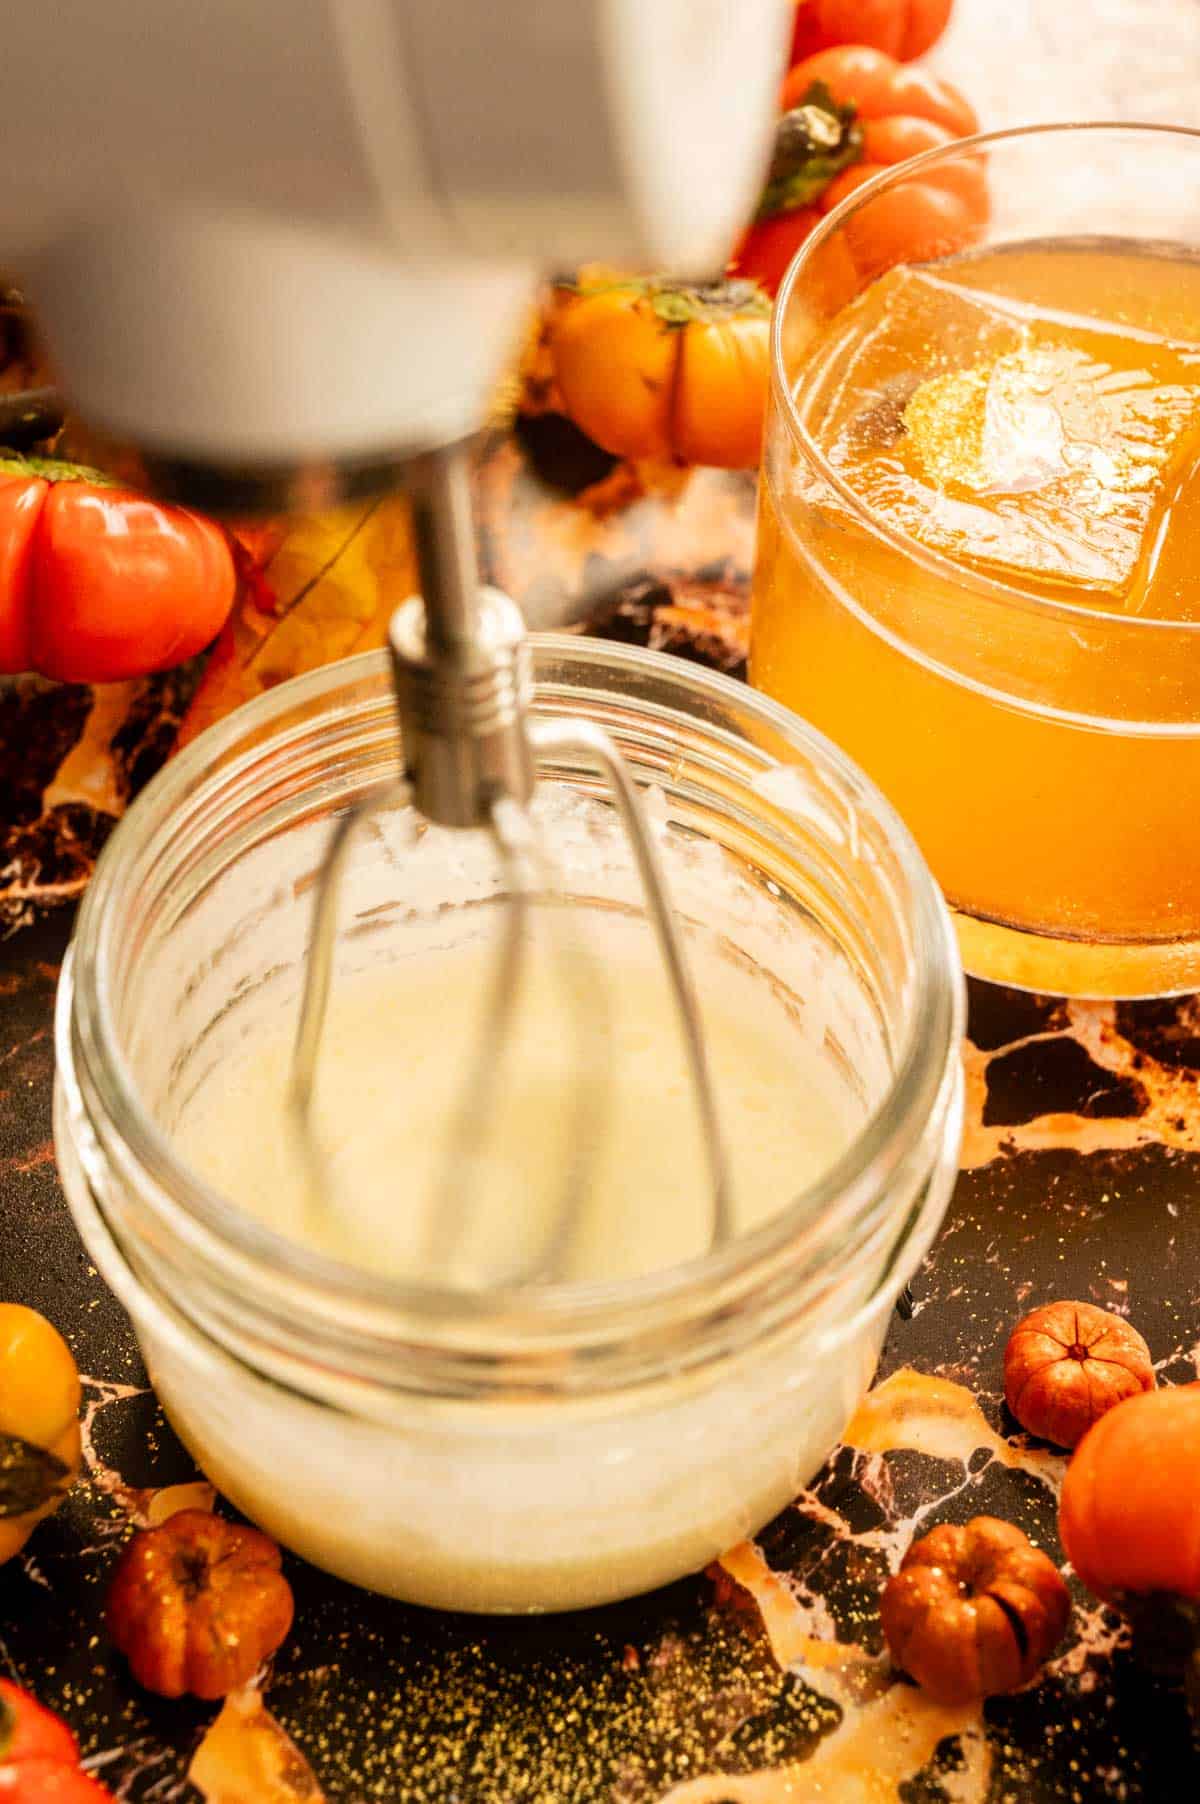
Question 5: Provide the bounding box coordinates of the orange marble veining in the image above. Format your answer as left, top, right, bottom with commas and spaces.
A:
718, 1541, 878, 1680
712, 1533, 989, 1804
144, 1480, 217, 1526
961, 1000, 1200, 1170
41, 683, 138, 818
78, 1375, 216, 1533
189, 1689, 325, 1804
843, 1368, 1065, 1487
658, 1688, 988, 1804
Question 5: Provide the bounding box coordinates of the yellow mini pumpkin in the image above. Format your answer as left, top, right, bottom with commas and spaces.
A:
550, 274, 771, 470
0, 1303, 82, 1562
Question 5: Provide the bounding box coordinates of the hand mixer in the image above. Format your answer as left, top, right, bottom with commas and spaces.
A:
7, 0, 791, 1282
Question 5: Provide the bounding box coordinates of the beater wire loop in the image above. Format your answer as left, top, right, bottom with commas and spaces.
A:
530, 719, 733, 1251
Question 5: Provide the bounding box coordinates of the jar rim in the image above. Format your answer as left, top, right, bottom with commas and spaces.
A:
772, 119, 1200, 643
65, 637, 963, 1348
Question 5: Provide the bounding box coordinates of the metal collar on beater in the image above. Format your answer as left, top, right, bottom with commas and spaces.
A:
289, 440, 732, 1284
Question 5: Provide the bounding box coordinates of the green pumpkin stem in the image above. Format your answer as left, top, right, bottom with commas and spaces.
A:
0, 449, 118, 487
755, 81, 864, 222
0, 1432, 72, 1519
564, 274, 771, 326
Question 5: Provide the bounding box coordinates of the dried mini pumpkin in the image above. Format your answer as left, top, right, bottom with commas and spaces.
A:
881, 1516, 1070, 1705
1004, 1301, 1154, 1448
106, 1510, 294, 1700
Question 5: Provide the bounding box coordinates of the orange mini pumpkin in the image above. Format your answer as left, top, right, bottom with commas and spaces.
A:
1060, 1383, 1200, 1606
789, 0, 954, 65
781, 45, 977, 138
881, 1516, 1071, 1705
549, 276, 771, 470
107, 1510, 294, 1700
0, 1303, 82, 1565
1004, 1300, 1155, 1449
733, 49, 983, 296
1060, 1384, 1200, 1717
0, 1680, 115, 1802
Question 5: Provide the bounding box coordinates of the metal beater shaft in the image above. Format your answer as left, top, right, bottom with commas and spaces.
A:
289, 440, 733, 1282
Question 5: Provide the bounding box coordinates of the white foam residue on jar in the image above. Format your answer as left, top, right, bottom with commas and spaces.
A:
751, 762, 856, 852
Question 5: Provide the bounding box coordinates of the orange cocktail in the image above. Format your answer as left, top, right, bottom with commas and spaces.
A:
753, 124, 1200, 996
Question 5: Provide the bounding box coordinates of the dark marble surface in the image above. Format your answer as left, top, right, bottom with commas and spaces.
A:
1, 414, 1198, 1801
4, 899, 1200, 1800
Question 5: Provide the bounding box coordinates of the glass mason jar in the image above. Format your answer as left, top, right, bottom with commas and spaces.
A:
753, 123, 1200, 998
54, 640, 963, 1613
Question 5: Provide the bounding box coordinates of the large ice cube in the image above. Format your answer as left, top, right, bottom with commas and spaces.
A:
802, 263, 1200, 597
798, 266, 1028, 458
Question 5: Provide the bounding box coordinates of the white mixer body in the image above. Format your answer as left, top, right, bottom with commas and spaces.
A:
6, 0, 789, 464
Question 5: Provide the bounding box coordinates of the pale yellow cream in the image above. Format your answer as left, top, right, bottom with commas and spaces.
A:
174, 909, 862, 1289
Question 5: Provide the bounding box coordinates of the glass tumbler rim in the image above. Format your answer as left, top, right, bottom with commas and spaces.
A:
771, 117, 1200, 645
